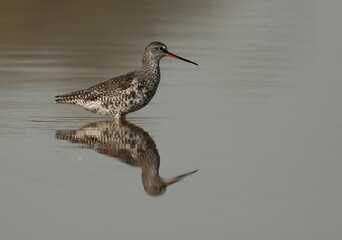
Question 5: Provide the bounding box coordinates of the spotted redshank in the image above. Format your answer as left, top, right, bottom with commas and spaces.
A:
55, 41, 198, 118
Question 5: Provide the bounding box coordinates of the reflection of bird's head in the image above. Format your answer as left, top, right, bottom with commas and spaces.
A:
143, 179, 167, 196
142, 170, 198, 196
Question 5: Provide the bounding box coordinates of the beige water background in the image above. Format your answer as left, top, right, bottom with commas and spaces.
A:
1, 0, 342, 239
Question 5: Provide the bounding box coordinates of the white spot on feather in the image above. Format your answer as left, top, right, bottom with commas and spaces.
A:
83, 101, 111, 115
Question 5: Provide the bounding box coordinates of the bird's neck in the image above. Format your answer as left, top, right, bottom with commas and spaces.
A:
139, 57, 161, 86
142, 54, 160, 69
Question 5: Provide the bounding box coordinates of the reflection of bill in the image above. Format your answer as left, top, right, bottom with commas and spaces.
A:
56, 120, 197, 196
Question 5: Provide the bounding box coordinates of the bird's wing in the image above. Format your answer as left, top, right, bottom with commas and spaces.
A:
55, 72, 136, 103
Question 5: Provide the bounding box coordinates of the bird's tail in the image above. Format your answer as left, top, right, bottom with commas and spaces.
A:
54, 89, 87, 104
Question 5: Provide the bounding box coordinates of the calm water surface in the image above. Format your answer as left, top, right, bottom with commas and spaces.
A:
1, 0, 342, 239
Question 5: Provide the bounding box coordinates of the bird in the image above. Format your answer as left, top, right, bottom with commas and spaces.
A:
55, 119, 198, 196
55, 41, 198, 118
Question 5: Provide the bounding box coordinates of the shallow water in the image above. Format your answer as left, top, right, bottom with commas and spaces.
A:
1, 0, 342, 239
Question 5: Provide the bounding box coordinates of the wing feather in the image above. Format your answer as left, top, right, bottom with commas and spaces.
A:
55, 72, 136, 104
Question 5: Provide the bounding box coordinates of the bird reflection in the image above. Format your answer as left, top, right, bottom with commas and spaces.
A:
55, 120, 197, 196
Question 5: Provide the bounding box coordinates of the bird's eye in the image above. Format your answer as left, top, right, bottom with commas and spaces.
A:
159, 47, 164, 51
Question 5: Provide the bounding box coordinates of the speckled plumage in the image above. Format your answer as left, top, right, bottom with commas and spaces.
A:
55, 41, 198, 118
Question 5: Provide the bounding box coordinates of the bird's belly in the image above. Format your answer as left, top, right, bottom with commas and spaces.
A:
78, 88, 156, 117
113, 89, 155, 115
81, 100, 112, 115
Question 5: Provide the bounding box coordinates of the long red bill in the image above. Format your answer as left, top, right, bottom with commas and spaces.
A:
165, 169, 198, 186
165, 51, 198, 66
